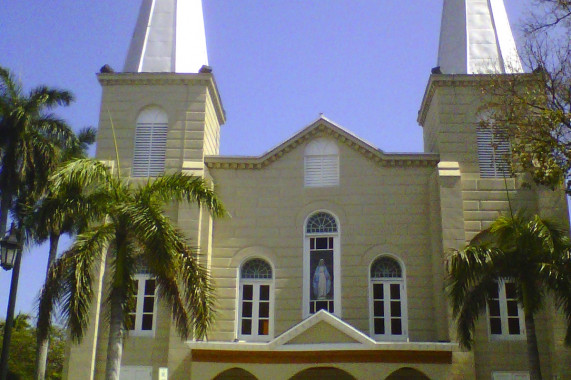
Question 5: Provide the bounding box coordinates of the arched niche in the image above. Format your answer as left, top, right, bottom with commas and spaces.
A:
213, 367, 258, 380
385, 367, 431, 380
289, 367, 356, 380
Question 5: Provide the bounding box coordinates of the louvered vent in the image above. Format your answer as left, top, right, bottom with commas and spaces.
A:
304, 138, 339, 187
305, 156, 339, 187
477, 127, 511, 178
132, 107, 168, 177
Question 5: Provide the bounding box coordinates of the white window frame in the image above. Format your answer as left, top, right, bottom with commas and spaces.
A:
488, 280, 526, 341
368, 255, 408, 341
492, 371, 530, 380
302, 211, 341, 318
132, 106, 168, 178
304, 138, 340, 187
237, 258, 274, 342
128, 274, 158, 337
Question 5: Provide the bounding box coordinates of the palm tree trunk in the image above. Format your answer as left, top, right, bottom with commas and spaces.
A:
525, 312, 543, 380
105, 289, 125, 380
34, 233, 60, 380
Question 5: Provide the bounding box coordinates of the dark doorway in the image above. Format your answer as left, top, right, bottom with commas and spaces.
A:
289, 367, 356, 380
385, 367, 431, 380
213, 367, 258, 380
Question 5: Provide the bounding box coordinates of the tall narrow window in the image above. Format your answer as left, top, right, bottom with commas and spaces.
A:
304, 138, 339, 187
304, 212, 340, 317
369, 256, 407, 340
477, 126, 511, 178
488, 281, 525, 340
127, 274, 157, 336
132, 107, 168, 177
238, 258, 273, 341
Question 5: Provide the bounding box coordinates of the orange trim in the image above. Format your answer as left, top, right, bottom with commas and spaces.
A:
192, 349, 452, 364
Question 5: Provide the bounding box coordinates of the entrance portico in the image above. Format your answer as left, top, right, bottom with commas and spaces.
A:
188, 311, 459, 380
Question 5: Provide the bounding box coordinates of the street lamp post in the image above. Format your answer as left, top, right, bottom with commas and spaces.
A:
0, 225, 23, 380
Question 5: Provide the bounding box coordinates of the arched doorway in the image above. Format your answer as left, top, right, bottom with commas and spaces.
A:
213, 367, 258, 380
385, 367, 430, 380
289, 367, 356, 380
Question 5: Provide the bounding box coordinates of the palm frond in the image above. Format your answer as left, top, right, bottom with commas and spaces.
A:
0, 66, 22, 101
142, 173, 226, 218
178, 248, 215, 339
50, 158, 115, 193
36, 115, 78, 148
446, 246, 503, 314
58, 223, 115, 342
27, 86, 74, 110
36, 249, 73, 343
455, 277, 497, 349
537, 252, 571, 345
154, 273, 193, 339
124, 190, 216, 338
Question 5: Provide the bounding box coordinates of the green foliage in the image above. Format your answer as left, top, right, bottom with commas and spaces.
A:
446, 212, 571, 349
480, 1, 571, 193
36, 158, 225, 355
0, 314, 65, 380
0, 66, 79, 220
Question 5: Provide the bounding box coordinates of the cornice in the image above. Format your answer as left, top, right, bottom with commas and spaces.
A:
417, 73, 537, 126
205, 120, 439, 170
97, 72, 226, 124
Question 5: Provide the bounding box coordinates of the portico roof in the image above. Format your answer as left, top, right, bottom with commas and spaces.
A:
187, 311, 456, 364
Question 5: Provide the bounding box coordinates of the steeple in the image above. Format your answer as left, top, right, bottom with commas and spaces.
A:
437, 0, 523, 74
123, 0, 208, 73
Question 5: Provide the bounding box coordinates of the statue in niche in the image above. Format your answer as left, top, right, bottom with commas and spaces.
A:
312, 259, 331, 299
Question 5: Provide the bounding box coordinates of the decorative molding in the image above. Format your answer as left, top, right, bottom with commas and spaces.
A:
97, 72, 226, 124
205, 117, 439, 170
191, 348, 453, 364
417, 73, 538, 126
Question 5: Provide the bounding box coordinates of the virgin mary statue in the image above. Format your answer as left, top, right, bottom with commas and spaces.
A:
312, 259, 331, 299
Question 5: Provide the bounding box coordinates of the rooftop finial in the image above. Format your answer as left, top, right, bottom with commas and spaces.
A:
437, 0, 523, 74
124, 0, 209, 73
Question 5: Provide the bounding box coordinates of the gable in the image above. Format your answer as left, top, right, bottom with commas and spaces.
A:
205, 116, 438, 170
270, 310, 375, 349
285, 321, 361, 345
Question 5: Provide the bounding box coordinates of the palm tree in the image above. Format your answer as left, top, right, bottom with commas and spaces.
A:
0, 66, 78, 236
30, 127, 96, 380
446, 211, 571, 380
37, 158, 225, 380
1, 66, 81, 380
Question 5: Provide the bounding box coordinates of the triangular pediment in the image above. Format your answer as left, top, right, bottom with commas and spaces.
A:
269, 310, 375, 349
285, 321, 360, 345
205, 116, 438, 169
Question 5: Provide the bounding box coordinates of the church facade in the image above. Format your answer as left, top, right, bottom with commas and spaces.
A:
64, 1, 571, 379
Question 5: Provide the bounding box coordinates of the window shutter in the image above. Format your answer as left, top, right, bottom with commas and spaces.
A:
304, 155, 339, 187
132, 109, 168, 177
477, 127, 511, 178
321, 156, 339, 185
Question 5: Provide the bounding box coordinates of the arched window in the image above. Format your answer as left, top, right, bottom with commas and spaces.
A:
303, 211, 340, 317
304, 138, 339, 187
132, 107, 168, 177
369, 256, 407, 340
238, 258, 274, 341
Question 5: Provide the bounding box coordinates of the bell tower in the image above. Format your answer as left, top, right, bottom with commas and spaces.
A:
420, 2, 569, 379
65, 1, 225, 378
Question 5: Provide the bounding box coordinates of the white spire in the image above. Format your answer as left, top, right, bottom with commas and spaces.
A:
437, 0, 523, 74
124, 0, 209, 73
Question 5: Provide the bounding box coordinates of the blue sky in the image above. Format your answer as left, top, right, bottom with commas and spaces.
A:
0, 1, 530, 316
